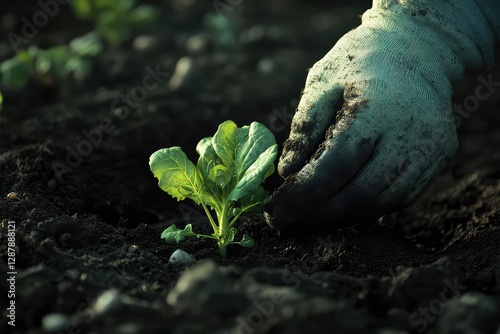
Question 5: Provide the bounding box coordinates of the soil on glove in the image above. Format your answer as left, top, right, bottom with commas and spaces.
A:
1, 1, 499, 333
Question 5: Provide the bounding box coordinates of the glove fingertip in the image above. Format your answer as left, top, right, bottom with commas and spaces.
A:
277, 142, 301, 177
278, 86, 345, 177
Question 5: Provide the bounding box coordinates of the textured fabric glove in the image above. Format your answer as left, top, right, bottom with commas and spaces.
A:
270, 0, 500, 228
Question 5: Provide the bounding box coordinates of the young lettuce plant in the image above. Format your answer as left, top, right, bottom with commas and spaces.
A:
149, 120, 277, 258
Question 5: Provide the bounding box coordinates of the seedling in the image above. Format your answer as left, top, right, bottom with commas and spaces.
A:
149, 120, 277, 258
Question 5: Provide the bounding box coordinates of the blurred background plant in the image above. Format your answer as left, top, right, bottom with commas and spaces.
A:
0, 32, 102, 90
69, 0, 159, 47
0, 0, 161, 105
203, 13, 238, 51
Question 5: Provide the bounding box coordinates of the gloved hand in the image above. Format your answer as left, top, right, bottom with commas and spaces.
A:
268, 0, 499, 229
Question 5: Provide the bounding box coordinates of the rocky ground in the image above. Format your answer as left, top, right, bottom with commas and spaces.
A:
0, 1, 499, 333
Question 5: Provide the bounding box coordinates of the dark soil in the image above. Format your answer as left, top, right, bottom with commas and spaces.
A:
1, 1, 499, 333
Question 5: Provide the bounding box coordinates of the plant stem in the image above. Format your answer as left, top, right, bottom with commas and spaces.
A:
218, 202, 230, 237
228, 210, 244, 229
200, 202, 218, 234
194, 234, 217, 240
216, 202, 232, 258
217, 242, 227, 258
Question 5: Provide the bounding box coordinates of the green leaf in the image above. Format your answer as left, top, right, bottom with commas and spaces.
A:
209, 164, 232, 189
230, 144, 277, 201
161, 224, 196, 243
149, 147, 202, 204
195, 139, 222, 210
212, 120, 237, 170
196, 137, 220, 183
231, 207, 242, 217
240, 186, 270, 213
264, 162, 275, 181
69, 32, 103, 58
35, 47, 72, 82
70, 0, 93, 20
195, 160, 221, 212
239, 234, 255, 248
65, 57, 92, 81
235, 122, 277, 179
130, 5, 159, 26
34, 52, 52, 75
196, 137, 218, 163
228, 227, 237, 243
0, 51, 33, 90
229, 122, 278, 201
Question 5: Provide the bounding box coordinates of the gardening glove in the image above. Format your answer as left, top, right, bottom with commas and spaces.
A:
269, 0, 500, 229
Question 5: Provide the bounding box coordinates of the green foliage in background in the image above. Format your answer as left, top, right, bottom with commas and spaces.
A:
70, 0, 159, 46
204, 13, 238, 50
0, 32, 102, 91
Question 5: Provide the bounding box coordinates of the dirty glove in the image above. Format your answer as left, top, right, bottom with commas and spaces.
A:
270, 0, 500, 229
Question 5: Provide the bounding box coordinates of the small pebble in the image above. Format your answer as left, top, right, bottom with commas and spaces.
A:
133, 35, 162, 53
186, 34, 210, 53
128, 244, 140, 254
94, 290, 121, 314
168, 56, 195, 91
42, 313, 68, 332
169, 249, 196, 266
240, 25, 265, 45
47, 179, 57, 189
6, 192, 20, 200
258, 59, 274, 73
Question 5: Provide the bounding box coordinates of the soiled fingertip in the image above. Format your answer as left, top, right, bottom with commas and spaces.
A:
264, 177, 304, 229
277, 148, 298, 177
270, 131, 379, 230
278, 86, 345, 177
